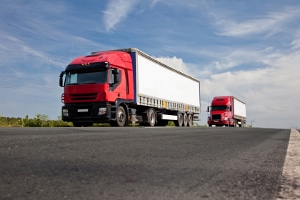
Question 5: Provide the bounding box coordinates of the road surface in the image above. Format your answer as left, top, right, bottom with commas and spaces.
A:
0, 127, 296, 199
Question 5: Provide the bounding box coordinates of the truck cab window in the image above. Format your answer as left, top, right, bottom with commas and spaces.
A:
211, 106, 228, 111
109, 69, 114, 84
109, 68, 121, 90
66, 73, 77, 84
65, 70, 107, 85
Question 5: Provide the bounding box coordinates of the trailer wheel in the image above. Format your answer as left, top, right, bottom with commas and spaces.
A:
183, 113, 188, 127
147, 108, 156, 127
175, 113, 183, 127
116, 106, 128, 127
187, 114, 193, 127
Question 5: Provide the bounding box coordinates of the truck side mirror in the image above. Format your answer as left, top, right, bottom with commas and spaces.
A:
206, 106, 210, 112
59, 71, 65, 87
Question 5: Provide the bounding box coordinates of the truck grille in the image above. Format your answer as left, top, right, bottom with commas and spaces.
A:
70, 93, 98, 101
212, 114, 221, 120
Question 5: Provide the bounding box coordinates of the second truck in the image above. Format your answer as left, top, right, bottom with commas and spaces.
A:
207, 96, 246, 127
59, 48, 200, 127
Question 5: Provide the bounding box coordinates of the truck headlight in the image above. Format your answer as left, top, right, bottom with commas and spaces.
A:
98, 108, 107, 115
62, 109, 69, 117
224, 117, 228, 120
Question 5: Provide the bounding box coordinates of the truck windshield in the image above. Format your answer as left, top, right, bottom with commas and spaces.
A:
211, 106, 228, 111
65, 69, 108, 85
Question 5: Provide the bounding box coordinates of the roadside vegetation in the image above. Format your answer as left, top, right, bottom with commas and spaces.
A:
0, 114, 72, 127
0, 114, 205, 127
0, 114, 117, 127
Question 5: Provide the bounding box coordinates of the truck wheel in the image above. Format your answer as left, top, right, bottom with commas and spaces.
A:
147, 108, 156, 127
175, 113, 183, 127
187, 114, 193, 127
183, 113, 188, 127
116, 106, 128, 127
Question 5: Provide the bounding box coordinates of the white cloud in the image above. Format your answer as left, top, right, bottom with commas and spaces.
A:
102, 0, 167, 31
155, 56, 191, 75
290, 38, 300, 50
208, 6, 300, 37
196, 48, 266, 76
103, 0, 138, 32
0, 35, 66, 68
150, 0, 161, 7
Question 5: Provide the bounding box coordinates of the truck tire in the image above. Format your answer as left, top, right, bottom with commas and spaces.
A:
183, 113, 188, 127
116, 106, 128, 127
147, 108, 156, 127
187, 114, 193, 127
175, 113, 183, 127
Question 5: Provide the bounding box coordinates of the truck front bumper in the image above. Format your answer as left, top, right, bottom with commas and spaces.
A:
62, 102, 111, 123
208, 120, 226, 125
208, 119, 233, 126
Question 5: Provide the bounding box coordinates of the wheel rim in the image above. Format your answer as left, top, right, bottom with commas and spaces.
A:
116, 106, 127, 127
188, 114, 193, 127
118, 112, 125, 123
177, 113, 183, 127
148, 109, 156, 126
183, 113, 188, 127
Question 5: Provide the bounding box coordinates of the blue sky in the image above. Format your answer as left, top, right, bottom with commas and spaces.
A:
0, 0, 299, 128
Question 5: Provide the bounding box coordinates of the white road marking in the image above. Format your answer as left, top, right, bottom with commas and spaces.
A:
277, 129, 300, 199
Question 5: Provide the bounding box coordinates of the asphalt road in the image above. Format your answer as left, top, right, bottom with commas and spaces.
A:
0, 127, 291, 200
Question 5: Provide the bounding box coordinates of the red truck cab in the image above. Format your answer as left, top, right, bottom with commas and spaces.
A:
59, 51, 134, 127
207, 96, 234, 127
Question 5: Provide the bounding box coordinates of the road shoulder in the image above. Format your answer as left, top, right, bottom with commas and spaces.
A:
277, 129, 300, 199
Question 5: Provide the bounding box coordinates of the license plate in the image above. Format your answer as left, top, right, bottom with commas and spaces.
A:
78, 109, 88, 113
